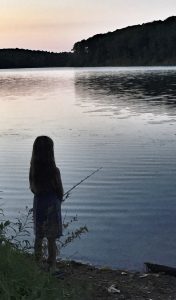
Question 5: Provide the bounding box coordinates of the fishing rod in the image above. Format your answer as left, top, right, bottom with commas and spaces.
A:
28, 167, 102, 212
63, 167, 102, 200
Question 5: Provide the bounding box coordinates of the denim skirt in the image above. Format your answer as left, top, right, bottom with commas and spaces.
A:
33, 191, 62, 239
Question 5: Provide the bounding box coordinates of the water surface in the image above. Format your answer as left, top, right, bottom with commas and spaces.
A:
0, 67, 176, 270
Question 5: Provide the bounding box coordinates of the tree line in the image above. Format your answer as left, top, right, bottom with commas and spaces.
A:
0, 49, 74, 68
72, 16, 176, 66
0, 16, 176, 68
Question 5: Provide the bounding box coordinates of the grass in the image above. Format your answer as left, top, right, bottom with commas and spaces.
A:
0, 243, 93, 300
0, 187, 92, 300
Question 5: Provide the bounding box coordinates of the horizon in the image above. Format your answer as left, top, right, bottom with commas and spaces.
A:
0, 15, 175, 54
0, 0, 176, 52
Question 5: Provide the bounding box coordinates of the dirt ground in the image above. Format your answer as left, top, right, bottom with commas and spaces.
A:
57, 260, 176, 300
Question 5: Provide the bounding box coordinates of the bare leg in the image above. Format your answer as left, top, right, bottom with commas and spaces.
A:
34, 237, 43, 262
47, 238, 57, 269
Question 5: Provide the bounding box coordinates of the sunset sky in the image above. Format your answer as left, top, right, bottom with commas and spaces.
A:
0, 0, 176, 52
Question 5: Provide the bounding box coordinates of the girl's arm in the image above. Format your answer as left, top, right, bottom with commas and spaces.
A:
29, 167, 35, 194
56, 168, 64, 201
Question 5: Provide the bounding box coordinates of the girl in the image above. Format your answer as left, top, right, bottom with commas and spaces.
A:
29, 136, 63, 271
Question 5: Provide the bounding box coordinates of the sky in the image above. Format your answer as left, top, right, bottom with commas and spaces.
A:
0, 0, 176, 52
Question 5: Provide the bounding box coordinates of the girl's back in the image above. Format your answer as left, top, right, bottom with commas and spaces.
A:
29, 136, 63, 267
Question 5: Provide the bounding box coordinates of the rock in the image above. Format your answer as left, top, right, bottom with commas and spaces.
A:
107, 284, 121, 294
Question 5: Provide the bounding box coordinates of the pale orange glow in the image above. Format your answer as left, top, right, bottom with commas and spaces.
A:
0, 0, 175, 52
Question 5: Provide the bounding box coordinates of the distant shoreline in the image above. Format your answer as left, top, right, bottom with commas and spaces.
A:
0, 65, 176, 71
1, 17, 176, 68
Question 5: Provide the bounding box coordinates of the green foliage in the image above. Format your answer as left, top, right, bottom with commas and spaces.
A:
0, 208, 11, 245
1, 207, 88, 255
0, 209, 91, 299
0, 208, 33, 251
0, 244, 92, 300
60, 214, 88, 248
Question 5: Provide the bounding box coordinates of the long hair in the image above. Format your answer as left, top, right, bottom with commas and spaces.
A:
29, 136, 59, 194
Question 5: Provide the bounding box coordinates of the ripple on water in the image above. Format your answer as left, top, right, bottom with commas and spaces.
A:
1, 67, 176, 270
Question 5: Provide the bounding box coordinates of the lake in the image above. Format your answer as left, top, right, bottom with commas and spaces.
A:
0, 66, 176, 271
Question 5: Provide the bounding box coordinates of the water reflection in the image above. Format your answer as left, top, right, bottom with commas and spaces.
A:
75, 69, 176, 117
0, 70, 73, 99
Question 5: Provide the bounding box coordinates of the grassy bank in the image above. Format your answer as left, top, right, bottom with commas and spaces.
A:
0, 244, 93, 300
1, 242, 176, 299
